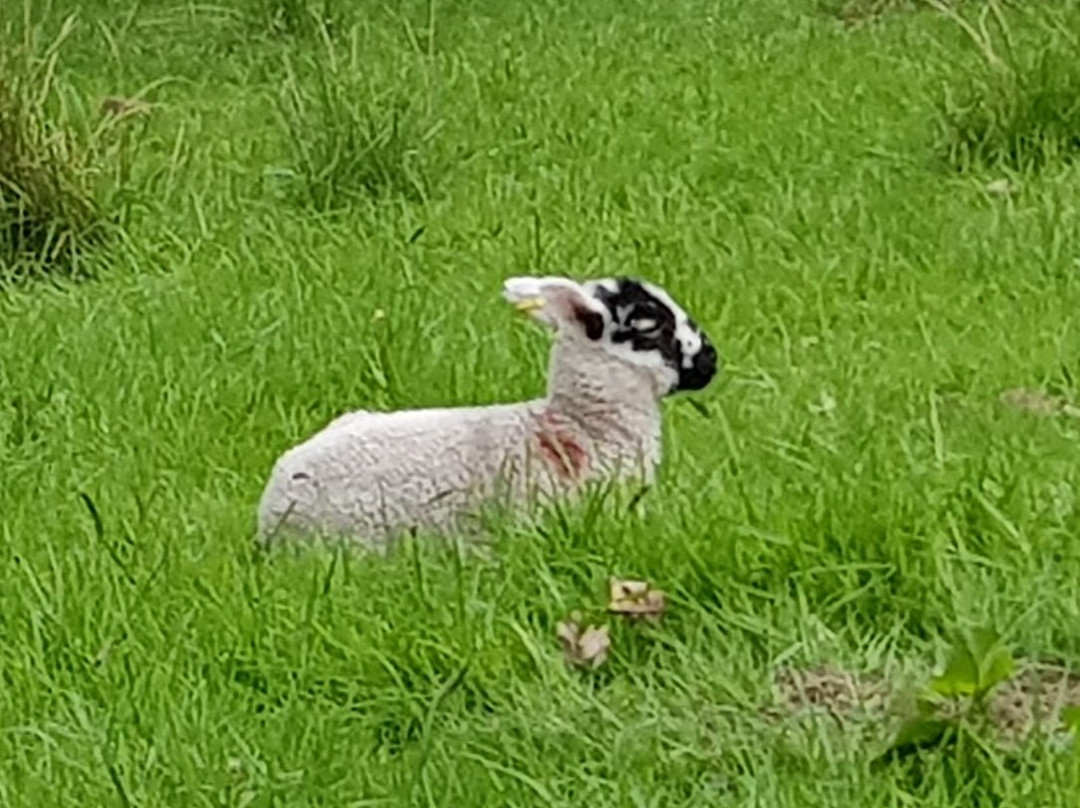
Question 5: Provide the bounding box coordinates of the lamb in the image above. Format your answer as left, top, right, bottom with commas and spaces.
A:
256, 274, 719, 547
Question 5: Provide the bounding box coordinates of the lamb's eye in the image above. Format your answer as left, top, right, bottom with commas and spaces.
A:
629, 317, 658, 333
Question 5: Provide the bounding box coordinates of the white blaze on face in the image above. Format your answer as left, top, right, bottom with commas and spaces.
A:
637, 280, 703, 369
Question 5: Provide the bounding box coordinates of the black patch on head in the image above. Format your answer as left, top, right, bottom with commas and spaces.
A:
591, 277, 718, 392
680, 340, 717, 391
580, 309, 605, 341
592, 278, 682, 366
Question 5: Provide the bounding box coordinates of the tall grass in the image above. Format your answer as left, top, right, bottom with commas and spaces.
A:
4, 0, 1080, 804
0, 9, 147, 283
275, 23, 441, 210
933, 0, 1080, 171
252, 0, 341, 39
820, 0, 917, 25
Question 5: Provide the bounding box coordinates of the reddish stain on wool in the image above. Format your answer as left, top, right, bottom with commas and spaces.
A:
536, 426, 588, 479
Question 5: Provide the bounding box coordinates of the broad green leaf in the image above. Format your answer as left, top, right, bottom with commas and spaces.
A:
914, 692, 941, 716
967, 627, 1001, 661
1063, 706, 1080, 733
976, 643, 1014, 696
931, 640, 979, 697
889, 717, 952, 753
967, 627, 1014, 697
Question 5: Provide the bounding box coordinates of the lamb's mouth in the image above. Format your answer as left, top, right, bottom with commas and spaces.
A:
675, 341, 719, 392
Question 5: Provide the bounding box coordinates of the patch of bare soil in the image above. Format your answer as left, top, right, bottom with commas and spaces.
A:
770, 664, 890, 719
986, 661, 1080, 748
766, 660, 1080, 749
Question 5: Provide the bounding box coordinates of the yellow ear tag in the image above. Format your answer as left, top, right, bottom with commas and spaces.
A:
514, 297, 545, 314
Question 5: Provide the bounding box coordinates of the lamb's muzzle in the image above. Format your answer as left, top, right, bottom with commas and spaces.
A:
679, 341, 718, 392
256, 274, 719, 546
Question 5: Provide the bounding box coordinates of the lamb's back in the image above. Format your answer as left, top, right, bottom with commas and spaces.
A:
257, 401, 538, 541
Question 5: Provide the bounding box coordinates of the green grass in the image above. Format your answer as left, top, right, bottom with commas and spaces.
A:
3, 0, 1080, 804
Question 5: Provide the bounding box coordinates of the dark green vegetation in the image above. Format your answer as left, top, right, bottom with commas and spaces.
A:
3, 0, 1080, 804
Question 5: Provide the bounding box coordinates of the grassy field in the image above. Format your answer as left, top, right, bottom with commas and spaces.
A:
3, 0, 1080, 804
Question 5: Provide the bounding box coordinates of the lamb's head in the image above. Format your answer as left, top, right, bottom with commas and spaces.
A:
503, 274, 719, 397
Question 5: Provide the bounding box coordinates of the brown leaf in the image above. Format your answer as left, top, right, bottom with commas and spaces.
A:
607, 578, 667, 620
1000, 388, 1080, 419
985, 178, 1017, 196
100, 96, 152, 119
556, 613, 610, 669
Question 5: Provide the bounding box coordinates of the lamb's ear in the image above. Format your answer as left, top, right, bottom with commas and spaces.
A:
503, 276, 607, 340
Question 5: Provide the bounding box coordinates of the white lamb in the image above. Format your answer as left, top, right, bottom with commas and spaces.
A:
256, 274, 719, 547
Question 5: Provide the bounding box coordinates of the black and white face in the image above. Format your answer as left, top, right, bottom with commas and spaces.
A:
584, 277, 719, 395
503, 274, 719, 396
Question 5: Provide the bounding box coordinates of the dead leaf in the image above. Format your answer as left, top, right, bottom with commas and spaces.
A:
100, 96, 152, 119
985, 178, 1016, 196
607, 578, 667, 621
808, 390, 837, 416
1000, 388, 1080, 419
557, 613, 610, 669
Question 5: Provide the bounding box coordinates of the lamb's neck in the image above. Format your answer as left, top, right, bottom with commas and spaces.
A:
539, 363, 663, 472
543, 389, 658, 435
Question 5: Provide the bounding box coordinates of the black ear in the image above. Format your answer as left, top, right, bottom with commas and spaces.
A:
577, 309, 605, 341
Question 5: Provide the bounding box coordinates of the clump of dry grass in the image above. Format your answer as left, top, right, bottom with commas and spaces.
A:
0, 11, 148, 283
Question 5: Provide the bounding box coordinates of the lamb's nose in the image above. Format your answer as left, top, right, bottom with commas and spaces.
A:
697, 343, 717, 375
677, 342, 718, 392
